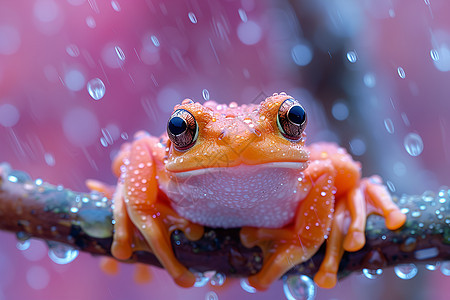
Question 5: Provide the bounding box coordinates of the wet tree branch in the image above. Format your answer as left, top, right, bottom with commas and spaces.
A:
0, 162, 449, 280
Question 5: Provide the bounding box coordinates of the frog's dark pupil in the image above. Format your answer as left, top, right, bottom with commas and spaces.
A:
168, 117, 187, 135
288, 105, 306, 125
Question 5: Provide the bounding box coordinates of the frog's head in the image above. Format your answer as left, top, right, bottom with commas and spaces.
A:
165, 93, 309, 175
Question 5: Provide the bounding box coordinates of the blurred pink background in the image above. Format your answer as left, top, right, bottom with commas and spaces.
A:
0, 0, 449, 299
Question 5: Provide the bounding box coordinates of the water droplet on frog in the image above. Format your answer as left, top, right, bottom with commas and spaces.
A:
87, 78, 106, 100
394, 264, 418, 280
194, 272, 210, 287
111, 0, 121, 12
283, 275, 316, 300
115, 46, 125, 61
430, 49, 439, 61
362, 268, 383, 279
205, 291, 218, 300
188, 12, 198, 24
404, 133, 423, 156
397, 66, 406, 79
422, 191, 434, 203
347, 50, 357, 63
240, 278, 256, 293
384, 118, 395, 134
425, 262, 440, 271
8, 170, 31, 183
17, 239, 31, 251
210, 272, 226, 286
47, 242, 79, 264
440, 261, 450, 276
202, 89, 210, 101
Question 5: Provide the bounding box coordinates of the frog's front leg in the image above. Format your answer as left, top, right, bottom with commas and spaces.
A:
240, 160, 336, 290
112, 136, 203, 288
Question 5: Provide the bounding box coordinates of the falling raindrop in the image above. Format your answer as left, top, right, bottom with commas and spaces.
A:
384, 118, 395, 134
188, 12, 198, 24
240, 278, 256, 293
404, 133, 424, 156
202, 89, 210, 101
238, 8, 248, 22
283, 275, 316, 300
397, 67, 406, 79
115, 46, 125, 61
66, 44, 80, 57
120, 132, 129, 140
363, 73, 376, 88
441, 261, 450, 276
346, 50, 357, 63
86, 16, 96, 28
394, 264, 418, 280
362, 268, 383, 279
47, 242, 79, 264
430, 49, 439, 61
151, 35, 160, 47
386, 180, 396, 192
111, 0, 121, 12
87, 78, 106, 100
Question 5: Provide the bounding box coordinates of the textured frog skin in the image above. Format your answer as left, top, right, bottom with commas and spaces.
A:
89, 93, 406, 290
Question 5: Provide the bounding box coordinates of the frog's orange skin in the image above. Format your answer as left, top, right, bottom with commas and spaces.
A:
101, 93, 406, 290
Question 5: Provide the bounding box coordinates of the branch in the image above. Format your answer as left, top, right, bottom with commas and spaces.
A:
0, 162, 449, 281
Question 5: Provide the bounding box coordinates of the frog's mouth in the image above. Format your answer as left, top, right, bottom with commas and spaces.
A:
172, 162, 308, 179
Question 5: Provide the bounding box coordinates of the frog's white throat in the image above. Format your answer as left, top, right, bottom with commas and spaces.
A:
164, 163, 308, 228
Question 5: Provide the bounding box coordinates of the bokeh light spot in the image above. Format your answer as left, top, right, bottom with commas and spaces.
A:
0, 25, 21, 55
0, 104, 20, 127
64, 69, 85, 91
237, 21, 262, 45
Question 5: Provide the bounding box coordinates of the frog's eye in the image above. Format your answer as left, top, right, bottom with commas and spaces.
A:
167, 109, 198, 151
277, 98, 307, 141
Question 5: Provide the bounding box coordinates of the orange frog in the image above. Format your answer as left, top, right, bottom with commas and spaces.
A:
91, 93, 406, 290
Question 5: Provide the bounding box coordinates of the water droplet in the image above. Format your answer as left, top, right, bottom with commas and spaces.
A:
331, 102, 349, 121
238, 8, 248, 22
8, 170, 31, 183
17, 240, 31, 251
430, 49, 439, 61
202, 89, 210, 101
111, 0, 121, 12
86, 16, 96, 28
240, 278, 256, 293
440, 261, 450, 276
404, 133, 424, 156
70, 207, 79, 213
188, 12, 198, 24
194, 272, 210, 287
151, 35, 160, 47
121, 132, 128, 140
411, 211, 421, 218
346, 50, 357, 63
87, 78, 106, 100
47, 242, 79, 264
425, 262, 440, 271
291, 43, 313, 66
384, 118, 395, 134
205, 291, 218, 300
394, 264, 418, 280
115, 46, 125, 61
210, 272, 226, 286
422, 191, 435, 202
44, 153, 55, 166
349, 138, 366, 156
397, 66, 406, 79
66, 44, 80, 57
386, 180, 396, 192
424, 0, 430, 6
283, 275, 316, 300
362, 268, 383, 279
363, 73, 376, 88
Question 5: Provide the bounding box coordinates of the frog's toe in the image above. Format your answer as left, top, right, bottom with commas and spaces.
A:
314, 269, 337, 289
385, 209, 407, 230
173, 270, 196, 288
343, 230, 365, 252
